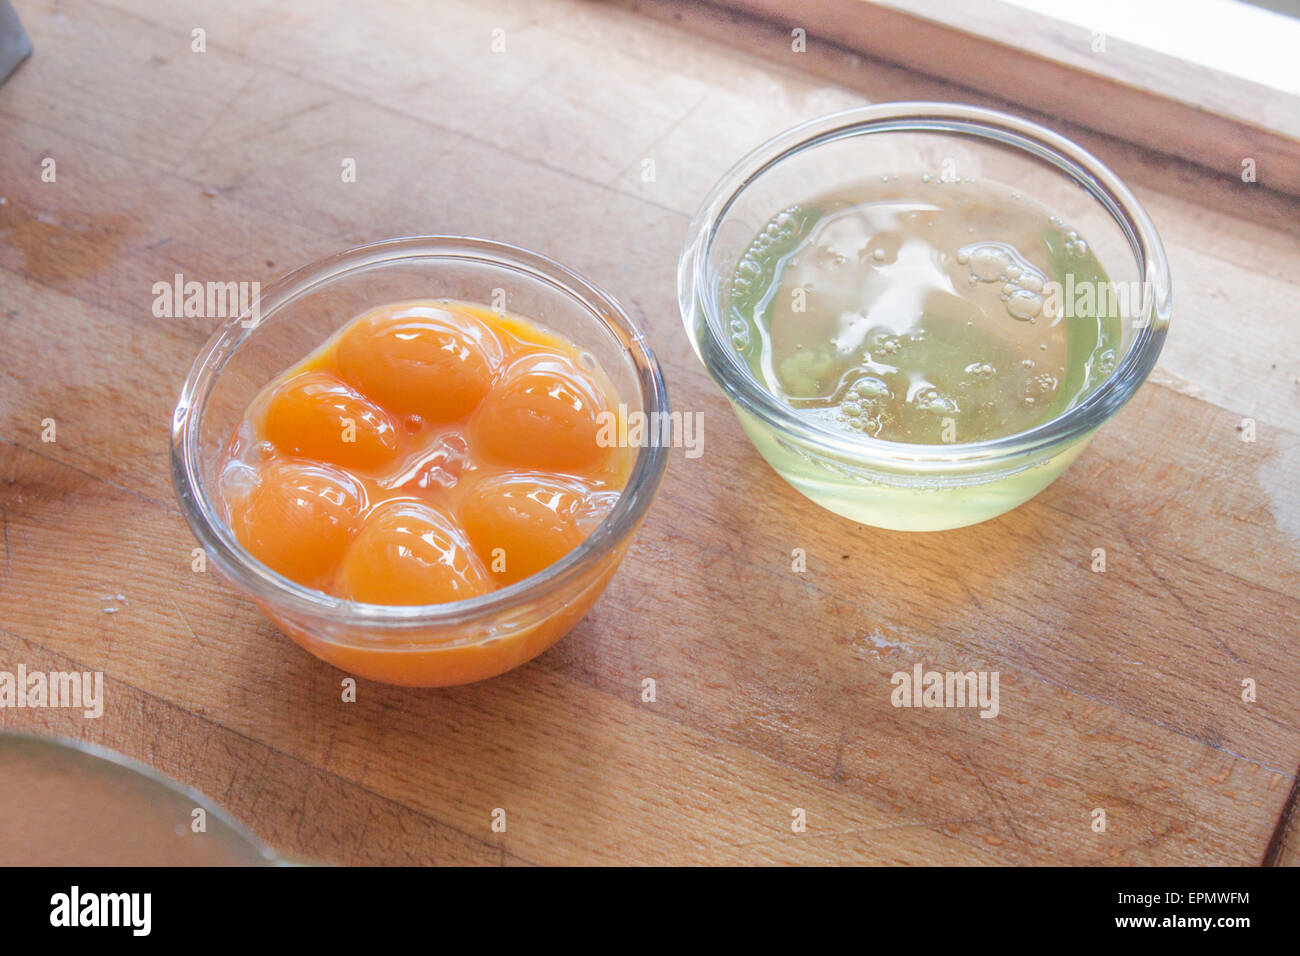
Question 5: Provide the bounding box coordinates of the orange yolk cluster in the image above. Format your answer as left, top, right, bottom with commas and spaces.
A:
219, 300, 631, 604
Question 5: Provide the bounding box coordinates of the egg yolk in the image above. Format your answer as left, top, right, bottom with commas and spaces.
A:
459, 475, 590, 585
221, 299, 629, 613
264, 371, 401, 471
337, 501, 491, 605
471, 353, 609, 472
227, 460, 365, 588
334, 304, 501, 422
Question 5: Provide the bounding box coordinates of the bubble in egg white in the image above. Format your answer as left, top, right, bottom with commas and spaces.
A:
1005, 289, 1044, 321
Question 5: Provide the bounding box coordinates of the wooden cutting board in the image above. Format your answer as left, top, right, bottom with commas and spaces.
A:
0, 0, 1297, 865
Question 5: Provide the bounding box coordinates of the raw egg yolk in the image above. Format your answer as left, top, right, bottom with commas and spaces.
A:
334, 305, 500, 422
228, 460, 365, 588
337, 501, 491, 605
264, 371, 400, 471
459, 476, 589, 585
470, 354, 609, 472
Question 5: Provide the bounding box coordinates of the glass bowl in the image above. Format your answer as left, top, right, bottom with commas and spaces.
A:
678, 102, 1171, 531
0, 732, 277, 865
172, 237, 669, 687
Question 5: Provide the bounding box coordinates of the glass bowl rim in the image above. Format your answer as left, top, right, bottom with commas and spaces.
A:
679, 101, 1172, 465
171, 235, 670, 628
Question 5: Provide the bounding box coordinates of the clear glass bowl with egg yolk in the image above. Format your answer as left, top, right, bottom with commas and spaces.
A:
173, 238, 669, 687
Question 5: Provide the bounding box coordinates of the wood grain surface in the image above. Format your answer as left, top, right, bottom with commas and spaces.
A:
0, 0, 1297, 865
